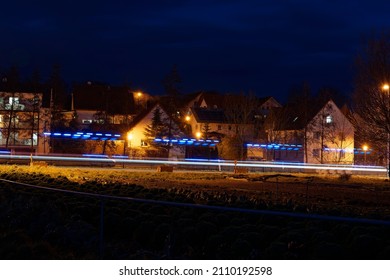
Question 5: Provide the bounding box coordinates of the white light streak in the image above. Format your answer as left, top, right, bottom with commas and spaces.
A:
0, 155, 386, 174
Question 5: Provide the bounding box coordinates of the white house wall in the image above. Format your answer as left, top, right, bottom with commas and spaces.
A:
306, 100, 354, 164
128, 104, 185, 158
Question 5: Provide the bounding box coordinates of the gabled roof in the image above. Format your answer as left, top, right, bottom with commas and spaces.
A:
178, 91, 203, 108
129, 101, 187, 135
266, 99, 340, 131
265, 106, 304, 131
257, 96, 282, 107
191, 107, 226, 123
129, 102, 160, 128
72, 83, 135, 115
197, 91, 224, 108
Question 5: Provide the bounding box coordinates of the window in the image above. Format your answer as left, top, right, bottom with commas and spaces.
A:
141, 140, 148, 147
82, 119, 92, 124
5, 97, 24, 110
218, 125, 222, 130
313, 149, 320, 157
326, 115, 332, 124
314, 132, 321, 140
228, 125, 232, 130
95, 119, 105, 124
9, 97, 19, 105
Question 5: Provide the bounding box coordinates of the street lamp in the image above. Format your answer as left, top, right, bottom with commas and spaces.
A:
135, 91, 143, 108
196, 131, 202, 139
383, 83, 390, 177
362, 144, 368, 165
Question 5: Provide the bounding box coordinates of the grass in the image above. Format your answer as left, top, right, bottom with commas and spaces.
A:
1, 164, 388, 187
0, 165, 390, 183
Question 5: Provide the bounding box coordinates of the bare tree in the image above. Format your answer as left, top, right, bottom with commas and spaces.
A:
352, 31, 390, 173
263, 106, 303, 160
223, 92, 258, 160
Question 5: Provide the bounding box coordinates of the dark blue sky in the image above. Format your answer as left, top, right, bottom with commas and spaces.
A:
1, 0, 390, 102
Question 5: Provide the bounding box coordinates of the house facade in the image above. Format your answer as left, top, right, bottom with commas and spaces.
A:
0, 91, 47, 153
257, 99, 354, 164
71, 82, 138, 129
184, 92, 276, 140
127, 103, 186, 158
305, 100, 354, 164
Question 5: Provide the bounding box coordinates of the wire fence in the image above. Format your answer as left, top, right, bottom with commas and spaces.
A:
2, 177, 390, 259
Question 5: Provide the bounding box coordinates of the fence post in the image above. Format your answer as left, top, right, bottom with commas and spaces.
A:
99, 199, 105, 259
305, 180, 309, 206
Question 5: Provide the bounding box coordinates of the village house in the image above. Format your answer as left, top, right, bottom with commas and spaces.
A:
125, 102, 187, 158
71, 82, 137, 128
0, 91, 48, 154
183, 92, 281, 140
252, 99, 354, 164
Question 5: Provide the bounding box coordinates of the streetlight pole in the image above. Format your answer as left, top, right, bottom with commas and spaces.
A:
383, 83, 390, 177
362, 144, 368, 165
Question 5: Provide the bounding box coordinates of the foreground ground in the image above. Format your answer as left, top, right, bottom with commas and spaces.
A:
11, 165, 390, 219
0, 165, 390, 259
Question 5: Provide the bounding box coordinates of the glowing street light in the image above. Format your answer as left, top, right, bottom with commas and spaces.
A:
196, 132, 202, 139
135, 91, 143, 108
185, 115, 191, 122
362, 144, 368, 165
123, 131, 134, 161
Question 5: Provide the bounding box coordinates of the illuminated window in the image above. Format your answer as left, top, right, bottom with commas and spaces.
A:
326, 115, 332, 124
141, 140, 148, 147
82, 119, 92, 124
9, 97, 19, 105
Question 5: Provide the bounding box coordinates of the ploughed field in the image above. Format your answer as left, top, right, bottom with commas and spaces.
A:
0, 165, 390, 259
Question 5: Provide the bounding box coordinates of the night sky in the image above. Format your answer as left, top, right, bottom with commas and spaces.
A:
1, 0, 390, 102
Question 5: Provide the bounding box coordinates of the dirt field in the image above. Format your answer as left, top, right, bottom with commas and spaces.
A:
125, 172, 390, 219
2, 165, 390, 219
1, 166, 390, 259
